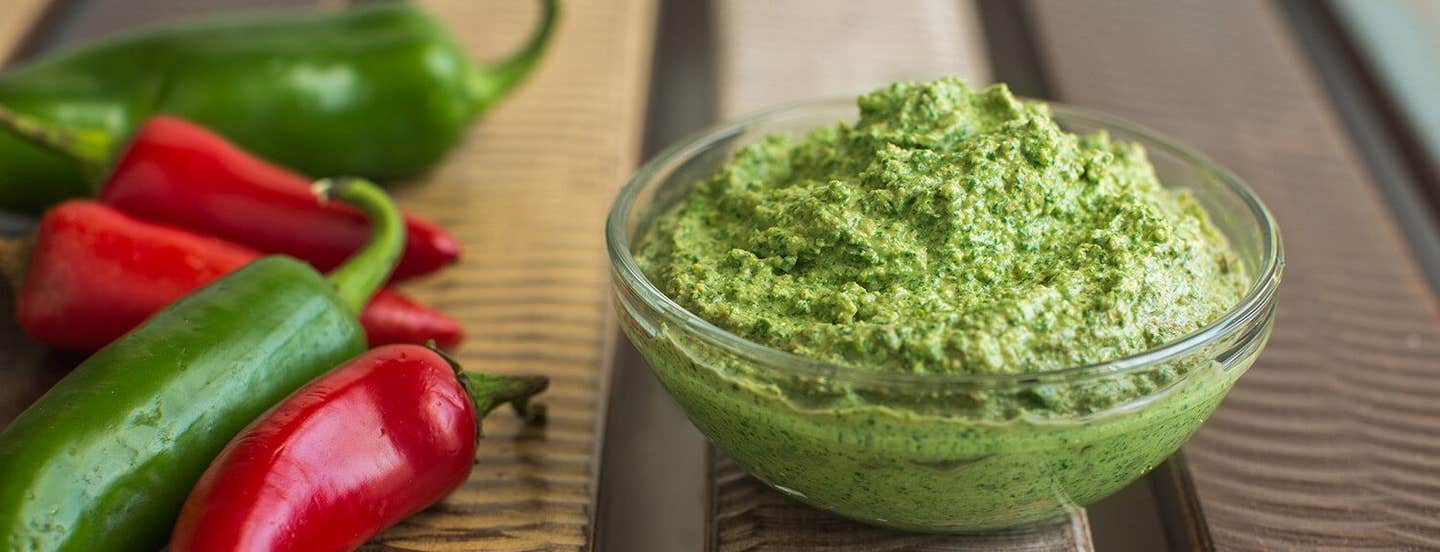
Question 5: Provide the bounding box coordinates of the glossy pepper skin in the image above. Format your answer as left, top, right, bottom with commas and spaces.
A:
0, 0, 557, 213
9, 200, 463, 350
0, 179, 403, 552
100, 116, 460, 281
0, 109, 461, 281
170, 345, 547, 552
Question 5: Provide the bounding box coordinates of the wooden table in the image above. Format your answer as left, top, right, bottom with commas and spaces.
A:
4, 1, 1440, 550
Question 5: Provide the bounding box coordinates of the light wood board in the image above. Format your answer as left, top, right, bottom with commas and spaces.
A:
361, 1, 655, 549
713, 0, 991, 115
0, 0, 52, 62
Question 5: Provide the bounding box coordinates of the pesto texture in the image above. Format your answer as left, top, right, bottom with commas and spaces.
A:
636, 78, 1246, 375
618, 78, 1272, 530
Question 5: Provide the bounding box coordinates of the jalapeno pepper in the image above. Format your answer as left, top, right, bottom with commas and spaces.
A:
0, 0, 558, 213
0, 178, 402, 552
2, 200, 463, 351
170, 345, 547, 552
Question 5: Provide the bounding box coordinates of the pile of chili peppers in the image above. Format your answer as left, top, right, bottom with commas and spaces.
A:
0, 3, 557, 551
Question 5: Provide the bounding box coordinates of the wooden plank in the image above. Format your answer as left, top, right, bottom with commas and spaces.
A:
712, 0, 991, 114
594, 341, 710, 551
713, 455, 1093, 552
1146, 452, 1213, 551
360, 1, 655, 549
1027, 1, 1440, 549
0, 0, 53, 62
593, 1, 717, 550
701, 2, 1091, 549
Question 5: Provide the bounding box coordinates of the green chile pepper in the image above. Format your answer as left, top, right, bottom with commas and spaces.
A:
0, 178, 403, 552
0, 1, 557, 212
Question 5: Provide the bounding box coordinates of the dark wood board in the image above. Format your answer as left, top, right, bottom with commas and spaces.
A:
711, 454, 1093, 552
592, 0, 718, 549
1028, 0, 1440, 548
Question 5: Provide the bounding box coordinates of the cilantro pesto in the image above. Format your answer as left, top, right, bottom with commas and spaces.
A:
636, 78, 1246, 375
617, 78, 1271, 531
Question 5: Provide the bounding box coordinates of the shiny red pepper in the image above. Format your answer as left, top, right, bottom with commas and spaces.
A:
100, 116, 460, 281
0, 106, 461, 281
169, 344, 547, 552
9, 201, 463, 350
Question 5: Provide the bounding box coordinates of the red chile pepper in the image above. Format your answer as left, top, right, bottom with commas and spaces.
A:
7, 200, 463, 350
0, 108, 461, 281
169, 344, 547, 552
361, 291, 463, 351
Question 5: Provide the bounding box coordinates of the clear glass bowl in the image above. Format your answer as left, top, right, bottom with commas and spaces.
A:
606, 99, 1283, 532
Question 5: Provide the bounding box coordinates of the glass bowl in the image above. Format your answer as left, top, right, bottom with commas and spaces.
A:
606, 99, 1283, 532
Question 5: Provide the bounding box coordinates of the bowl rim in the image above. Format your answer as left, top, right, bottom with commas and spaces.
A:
606, 97, 1284, 387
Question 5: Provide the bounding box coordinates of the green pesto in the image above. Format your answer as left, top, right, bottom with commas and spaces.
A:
622, 323, 1258, 531
637, 78, 1246, 377
624, 78, 1257, 531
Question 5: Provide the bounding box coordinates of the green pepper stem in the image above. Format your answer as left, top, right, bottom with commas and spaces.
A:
461, 371, 550, 422
430, 343, 548, 438
466, 0, 560, 115
0, 104, 114, 190
313, 178, 405, 314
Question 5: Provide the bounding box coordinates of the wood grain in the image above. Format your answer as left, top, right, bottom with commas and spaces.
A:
1027, 1, 1440, 549
705, 2, 1090, 550
0, 1, 653, 549
712, 0, 991, 115
0, 0, 53, 62
713, 454, 1093, 552
353, 1, 655, 549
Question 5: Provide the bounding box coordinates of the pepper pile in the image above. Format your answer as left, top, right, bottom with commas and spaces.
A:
0, 3, 557, 551
0, 109, 466, 351
8, 200, 461, 351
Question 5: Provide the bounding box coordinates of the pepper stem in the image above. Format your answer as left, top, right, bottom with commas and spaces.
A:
466, 0, 559, 116
0, 104, 114, 189
461, 371, 550, 424
314, 178, 405, 314
429, 343, 549, 438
